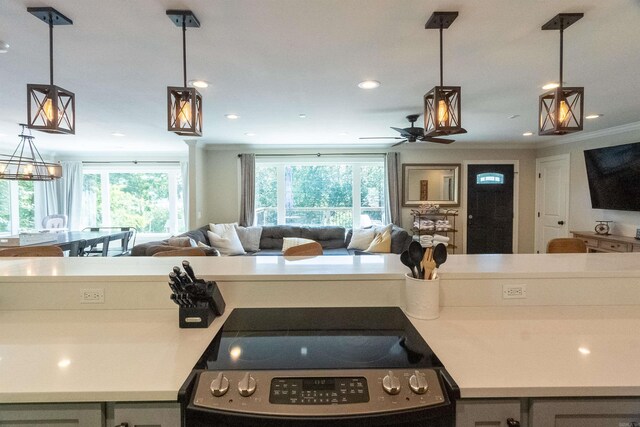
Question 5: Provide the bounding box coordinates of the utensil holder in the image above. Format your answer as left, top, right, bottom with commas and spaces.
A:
404, 273, 440, 320
179, 304, 216, 328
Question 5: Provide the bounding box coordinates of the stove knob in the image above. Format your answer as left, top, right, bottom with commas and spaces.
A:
409, 370, 428, 394
238, 372, 257, 397
382, 370, 401, 395
210, 372, 229, 397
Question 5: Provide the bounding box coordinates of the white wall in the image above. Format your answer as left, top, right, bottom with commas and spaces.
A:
536, 124, 640, 237
202, 145, 538, 253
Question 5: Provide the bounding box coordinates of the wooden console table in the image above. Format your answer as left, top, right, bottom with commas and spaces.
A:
571, 231, 640, 253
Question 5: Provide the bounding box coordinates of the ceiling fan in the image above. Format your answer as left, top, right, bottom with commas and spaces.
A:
360, 114, 454, 146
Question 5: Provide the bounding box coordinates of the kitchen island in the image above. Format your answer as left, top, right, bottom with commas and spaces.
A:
0, 253, 639, 426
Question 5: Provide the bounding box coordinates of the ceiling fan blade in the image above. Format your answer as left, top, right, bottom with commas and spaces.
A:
391, 139, 408, 147
424, 137, 455, 144
359, 137, 405, 140
390, 127, 412, 138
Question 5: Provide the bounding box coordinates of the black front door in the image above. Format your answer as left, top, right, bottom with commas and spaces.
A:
466, 164, 514, 254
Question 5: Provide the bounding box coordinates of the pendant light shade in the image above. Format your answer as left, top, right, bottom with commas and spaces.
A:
0, 125, 62, 181
26, 7, 75, 135
423, 12, 466, 138
538, 13, 584, 136
167, 10, 202, 137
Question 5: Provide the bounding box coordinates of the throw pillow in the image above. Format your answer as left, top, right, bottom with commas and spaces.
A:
210, 222, 238, 236
167, 236, 197, 247
347, 228, 376, 250
197, 241, 211, 248
365, 229, 391, 253
281, 237, 317, 253
206, 228, 246, 256
235, 225, 263, 252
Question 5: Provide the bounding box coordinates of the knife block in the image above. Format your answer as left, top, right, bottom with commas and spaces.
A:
179, 304, 216, 328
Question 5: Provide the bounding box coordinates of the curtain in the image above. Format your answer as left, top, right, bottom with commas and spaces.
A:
239, 153, 256, 227
180, 160, 189, 230
34, 161, 83, 230
385, 152, 401, 226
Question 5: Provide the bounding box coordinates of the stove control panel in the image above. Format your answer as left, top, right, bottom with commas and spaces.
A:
192, 369, 448, 417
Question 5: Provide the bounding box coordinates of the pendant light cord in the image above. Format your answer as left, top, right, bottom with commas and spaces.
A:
559, 21, 564, 91
439, 27, 444, 87
49, 12, 54, 86
182, 17, 187, 88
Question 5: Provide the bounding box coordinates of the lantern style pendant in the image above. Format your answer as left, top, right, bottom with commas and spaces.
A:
538, 13, 584, 136
423, 12, 466, 137
167, 10, 202, 137
27, 7, 75, 135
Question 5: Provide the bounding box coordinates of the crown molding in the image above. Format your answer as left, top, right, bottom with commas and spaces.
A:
536, 121, 640, 149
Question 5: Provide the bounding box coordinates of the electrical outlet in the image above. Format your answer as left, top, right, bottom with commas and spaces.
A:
80, 288, 104, 304
502, 284, 527, 299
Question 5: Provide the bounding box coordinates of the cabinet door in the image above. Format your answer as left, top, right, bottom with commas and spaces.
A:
0, 403, 103, 427
112, 402, 180, 427
456, 399, 522, 427
531, 398, 640, 427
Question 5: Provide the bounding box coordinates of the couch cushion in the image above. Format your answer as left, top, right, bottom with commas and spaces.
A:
167, 236, 197, 247
259, 225, 302, 249
299, 226, 346, 249
235, 225, 263, 252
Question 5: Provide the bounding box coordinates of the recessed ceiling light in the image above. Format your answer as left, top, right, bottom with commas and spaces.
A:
111, 132, 125, 137
585, 114, 603, 120
0, 41, 8, 53
508, 115, 520, 119
339, 132, 349, 136
244, 132, 256, 136
541, 82, 562, 90
358, 80, 380, 89
57, 359, 71, 368
188, 80, 209, 88
578, 347, 591, 355
225, 114, 239, 120
298, 114, 307, 119
523, 132, 533, 136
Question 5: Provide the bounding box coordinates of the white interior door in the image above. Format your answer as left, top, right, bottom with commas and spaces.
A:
535, 154, 570, 253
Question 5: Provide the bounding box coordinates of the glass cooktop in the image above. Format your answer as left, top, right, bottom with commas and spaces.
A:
198, 307, 443, 371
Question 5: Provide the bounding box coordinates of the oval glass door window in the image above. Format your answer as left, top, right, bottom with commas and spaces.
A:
476, 173, 504, 185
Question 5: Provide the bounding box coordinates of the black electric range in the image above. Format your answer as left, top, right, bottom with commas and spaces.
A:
180, 307, 458, 426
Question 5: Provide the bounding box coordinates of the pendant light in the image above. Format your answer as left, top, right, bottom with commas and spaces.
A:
167, 10, 202, 137
538, 13, 584, 135
0, 124, 62, 181
423, 12, 466, 137
26, 7, 75, 135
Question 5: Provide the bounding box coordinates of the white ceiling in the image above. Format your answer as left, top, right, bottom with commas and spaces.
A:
0, 0, 639, 156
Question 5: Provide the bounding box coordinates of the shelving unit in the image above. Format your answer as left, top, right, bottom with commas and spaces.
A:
411, 210, 458, 253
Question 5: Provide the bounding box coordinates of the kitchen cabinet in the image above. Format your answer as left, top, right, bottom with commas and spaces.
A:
530, 398, 640, 426
108, 402, 181, 427
456, 399, 522, 427
0, 403, 103, 426
571, 231, 640, 253
412, 210, 458, 253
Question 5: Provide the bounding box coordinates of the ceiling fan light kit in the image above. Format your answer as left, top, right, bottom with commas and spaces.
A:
167, 10, 203, 137
26, 7, 75, 135
423, 11, 466, 138
538, 13, 584, 136
0, 124, 62, 181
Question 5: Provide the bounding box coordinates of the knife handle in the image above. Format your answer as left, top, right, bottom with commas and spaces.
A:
182, 260, 197, 282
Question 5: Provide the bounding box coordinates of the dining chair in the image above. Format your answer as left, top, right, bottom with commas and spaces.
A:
0, 246, 64, 257
152, 247, 207, 257
283, 241, 324, 257
546, 238, 588, 253
82, 227, 137, 256
41, 214, 67, 230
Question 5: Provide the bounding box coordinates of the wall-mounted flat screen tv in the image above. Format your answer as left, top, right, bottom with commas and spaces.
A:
584, 141, 640, 212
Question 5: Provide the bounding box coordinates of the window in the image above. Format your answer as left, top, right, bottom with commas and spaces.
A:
476, 173, 505, 185
255, 157, 385, 227
81, 164, 185, 236
0, 180, 35, 235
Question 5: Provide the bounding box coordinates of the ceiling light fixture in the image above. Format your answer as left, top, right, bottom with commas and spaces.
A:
585, 114, 603, 120
26, 7, 75, 135
539, 13, 584, 136
523, 132, 533, 136
424, 11, 466, 138
244, 132, 256, 136
298, 114, 307, 119
166, 10, 202, 137
111, 132, 125, 137
225, 114, 239, 120
358, 80, 380, 89
0, 124, 62, 181
188, 80, 209, 88
0, 41, 9, 53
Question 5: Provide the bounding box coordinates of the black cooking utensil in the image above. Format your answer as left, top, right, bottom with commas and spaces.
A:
400, 250, 416, 278
182, 260, 197, 282
432, 243, 448, 279
408, 241, 424, 279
